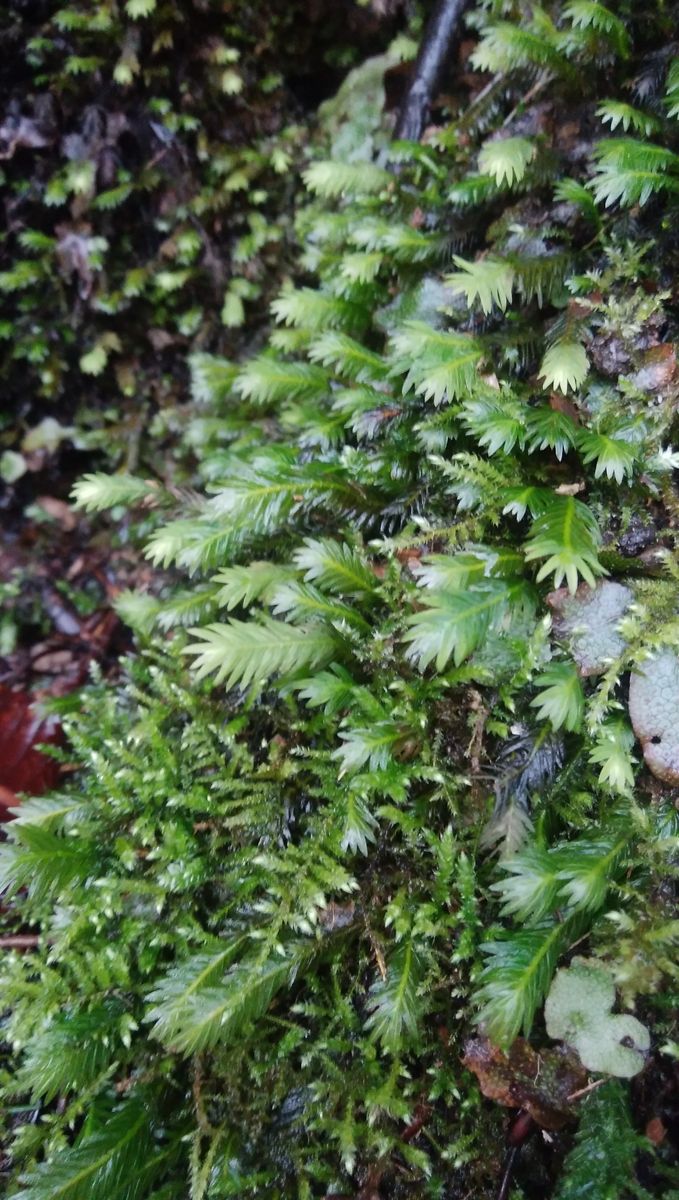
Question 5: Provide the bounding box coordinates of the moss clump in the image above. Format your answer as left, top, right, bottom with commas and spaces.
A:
2, 2, 679, 1198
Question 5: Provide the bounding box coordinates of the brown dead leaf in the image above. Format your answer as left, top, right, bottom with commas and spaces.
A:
549, 393, 580, 423
318, 901, 356, 931
589, 332, 631, 379
30, 649, 78, 675
480, 372, 500, 390
36, 496, 78, 531
554, 119, 582, 154
645, 1116, 666, 1146
463, 1036, 586, 1130
79, 609, 120, 654
0, 785, 18, 820
554, 481, 585, 496
0, 686, 62, 807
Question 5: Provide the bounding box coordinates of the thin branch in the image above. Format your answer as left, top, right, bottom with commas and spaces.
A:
501, 70, 552, 129
395, 0, 472, 142
567, 1078, 606, 1103
495, 1147, 519, 1200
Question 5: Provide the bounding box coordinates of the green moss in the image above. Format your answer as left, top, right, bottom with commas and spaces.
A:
3, 1, 679, 1196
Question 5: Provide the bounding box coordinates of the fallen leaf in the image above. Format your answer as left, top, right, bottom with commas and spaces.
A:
646, 1116, 666, 1146
36, 496, 78, 531
318, 901, 356, 931
80, 609, 120, 653
0, 686, 62, 809
147, 328, 176, 351
549, 393, 580, 422
589, 332, 631, 379
0, 785, 18, 821
30, 650, 78, 675
553, 481, 585, 496
554, 119, 584, 154
463, 1036, 586, 1130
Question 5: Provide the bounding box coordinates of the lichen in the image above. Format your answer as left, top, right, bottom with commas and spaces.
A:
545, 961, 650, 1079
548, 582, 633, 677
628, 649, 679, 784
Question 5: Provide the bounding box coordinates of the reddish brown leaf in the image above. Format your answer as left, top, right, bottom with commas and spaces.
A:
462, 1037, 586, 1130
548, 393, 580, 423
646, 1116, 666, 1146
0, 686, 62, 811
35, 496, 78, 532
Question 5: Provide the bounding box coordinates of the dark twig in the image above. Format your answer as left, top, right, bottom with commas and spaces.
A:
495, 1110, 537, 1200
394, 0, 471, 142
496, 1146, 520, 1200
401, 1104, 431, 1143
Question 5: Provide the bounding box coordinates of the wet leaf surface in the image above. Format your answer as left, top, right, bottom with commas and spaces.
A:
463, 1036, 586, 1130
0, 686, 61, 811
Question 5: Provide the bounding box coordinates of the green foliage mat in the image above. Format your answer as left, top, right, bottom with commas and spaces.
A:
3, 1, 679, 1197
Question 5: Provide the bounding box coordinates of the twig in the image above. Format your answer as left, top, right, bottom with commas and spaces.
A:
0, 934, 40, 949
401, 1104, 431, 1143
193, 1055, 219, 1135
465, 688, 488, 770
567, 1078, 606, 1103
495, 1111, 536, 1200
495, 1147, 519, 1200
395, 0, 472, 142
458, 73, 506, 133
364, 912, 387, 980
501, 70, 552, 129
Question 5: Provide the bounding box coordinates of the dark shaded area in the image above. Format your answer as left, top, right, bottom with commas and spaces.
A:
395, 0, 470, 140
